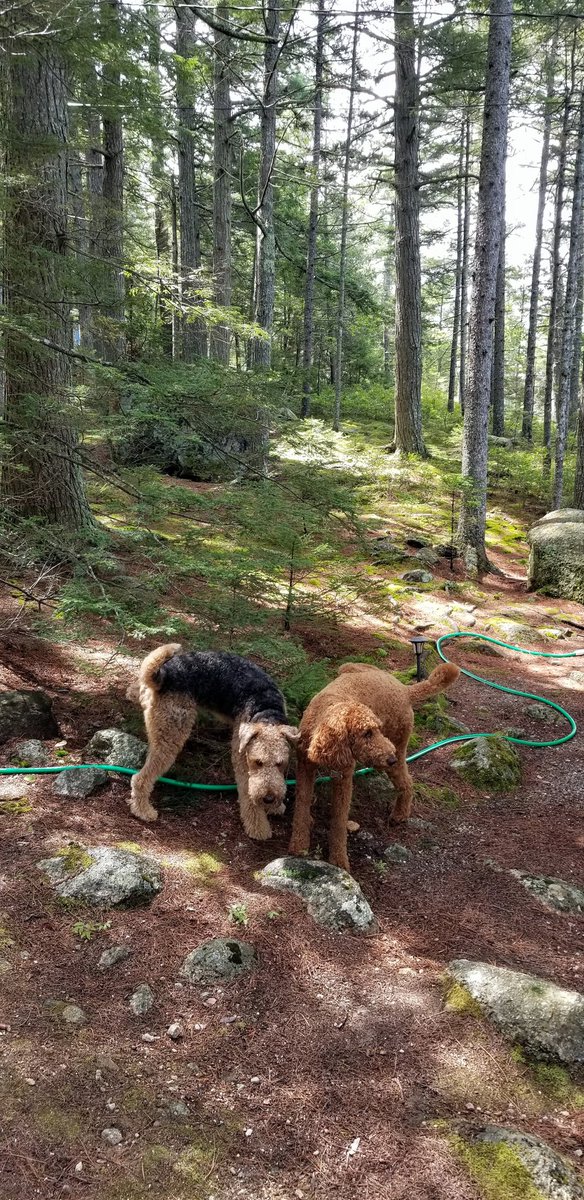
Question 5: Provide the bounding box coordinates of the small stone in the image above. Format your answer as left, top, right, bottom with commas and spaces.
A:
383, 843, 412, 866
402, 569, 433, 585
166, 1100, 190, 1119
141, 1033, 158, 1043
44, 999, 87, 1026
53, 768, 109, 798
98, 945, 131, 971
25, 1077, 36, 1086
180, 939, 257, 985
0, 777, 33, 801
250, 1076, 260, 1084
101, 1127, 123, 1147
129, 984, 154, 1016
12, 739, 49, 766
74, 1162, 83, 1174
167, 1022, 184, 1041
38, 846, 162, 907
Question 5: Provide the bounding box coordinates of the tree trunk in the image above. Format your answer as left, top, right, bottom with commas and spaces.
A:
522, 37, 556, 441
491, 197, 506, 436
333, 0, 359, 432
176, 2, 207, 359
393, 0, 426, 455
457, 0, 512, 573
3, 36, 93, 529
210, 4, 232, 364
250, 1, 280, 369
459, 105, 472, 411
543, 77, 572, 471
448, 116, 465, 413
301, 0, 326, 417
100, 0, 125, 362
569, 222, 584, 425
383, 215, 395, 390
574, 359, 584, 508
552, 87, 584, 510
149, 6, 173, 359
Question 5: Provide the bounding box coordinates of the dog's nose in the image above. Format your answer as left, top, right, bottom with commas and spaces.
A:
386, 755, 397, 767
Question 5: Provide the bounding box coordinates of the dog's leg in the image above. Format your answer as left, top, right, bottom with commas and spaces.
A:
288, 748, 317, 857
129, 695, 196, 822
230, 726, 272, 841
386, 752, 414, 823
328, 771, 354, 872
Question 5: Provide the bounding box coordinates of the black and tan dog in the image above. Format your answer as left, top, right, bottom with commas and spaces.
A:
128, 644, 299, 840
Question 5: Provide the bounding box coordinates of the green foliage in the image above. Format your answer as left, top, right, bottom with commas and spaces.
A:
228, 903, 249, 927
449, 1134, 544, 1200
71, 919, 111, 942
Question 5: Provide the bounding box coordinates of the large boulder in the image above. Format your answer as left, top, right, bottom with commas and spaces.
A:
528, 509, 584, 603
0, 690, 58, 746
109, 411, 269, 483
511, 870, 584, 915
450, 736, 521, 792
447, 959, 584, 1064
259, 857, 376, 934
38, 846, 162, 907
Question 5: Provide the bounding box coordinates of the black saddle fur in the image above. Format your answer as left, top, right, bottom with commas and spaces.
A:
154, 650, 288, 725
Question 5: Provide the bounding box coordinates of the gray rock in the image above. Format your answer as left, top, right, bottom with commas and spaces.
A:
259, 857, 376, 934
486, 618, 535, 644
38, 846, 162, 907
0, 690, 58, 746
511, 871, 584, 915
528, 509, 584, 604
53, 768, 109, 798
448, 959, 584, 1064
180, 938, 257, 985
415, 547, 440, 567
402, 569, 434, 585
101, 1127, 123, 1147
488, 434, 515, 448
129, 983, 154, 1015
167, 1021, 184, 1040
165, 1100, 190, 1119
85, 728, 147, 772
383, 843, 412, 865
525, 702, 565, 726
450, 736, 522, 792
0, 776, 34, 800
12, 739, 48, 766
44, 999, 87, 1026
473, 1127, 584, 1200
98, 945, 132, 970
436, 543, 459, 560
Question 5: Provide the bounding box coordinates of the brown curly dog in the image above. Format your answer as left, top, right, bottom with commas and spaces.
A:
288, 660, 460, 871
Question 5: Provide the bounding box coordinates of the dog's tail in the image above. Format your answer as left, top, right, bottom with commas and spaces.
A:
131, 643, 182, 697
408, 662, 460, 707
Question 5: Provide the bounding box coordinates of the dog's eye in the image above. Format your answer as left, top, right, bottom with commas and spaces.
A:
363, 729, 374, 738
253, 759, 264, 768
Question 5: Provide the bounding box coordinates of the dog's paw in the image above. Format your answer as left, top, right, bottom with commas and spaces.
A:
287, 839, 309, 857
129, 799, 158, 823
329, 854, 351, 873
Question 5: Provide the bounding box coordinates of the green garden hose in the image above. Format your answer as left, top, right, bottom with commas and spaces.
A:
0, 633, 580, 792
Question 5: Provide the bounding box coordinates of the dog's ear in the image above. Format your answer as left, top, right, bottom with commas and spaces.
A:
281, 725, 300, 745
126, 678, 140, 703
238, 722, 259, 754
346, 705, 382, 743
306, 705, 354, 771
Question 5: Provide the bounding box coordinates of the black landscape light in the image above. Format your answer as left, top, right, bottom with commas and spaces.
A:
410, 636, 429, 681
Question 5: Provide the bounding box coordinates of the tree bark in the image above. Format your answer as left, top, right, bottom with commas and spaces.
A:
99, 0, 125, 362
175, 2, 207, 359
383, 213, 395, 390
574, 358, 584, 508
210, 4, 232, 364
301, 0, 326, 416
3, 36, 93, 529
149, 6, 174, 359
491, 197, 506, 436
250, 0, 281, 369
457, 0, 512, 573
393, 0, 426, 455
459, 105, 472, 411
333, 0, 359, 432
522, 37, 556, 441
543, 75, 572, 471
569, 220, 584, 425
552, 86, 584, 510
447, 116, 466, 413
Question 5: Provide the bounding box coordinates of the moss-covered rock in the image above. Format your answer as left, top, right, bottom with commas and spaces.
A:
528, 509, 584, 604
450, 736, 521, 792
454, 1126, 584, 1200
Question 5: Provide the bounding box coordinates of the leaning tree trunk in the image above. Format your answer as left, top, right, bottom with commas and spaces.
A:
393, 0, 426, 455
250, 0, 280, 369
491, 197, 506, 437
522, 37, 556, 441
458, 0, 512, 573
99, 0, 125, 362
543, 76, 572, 472
553, 86, 584, 510
459, 105, 472, 411
2, 37, 93, 529
333, 0, 359, 432
210, 5, 232, 364
447, 115, 465, 413
176, 3, 207, 359
301, 0, 326, 417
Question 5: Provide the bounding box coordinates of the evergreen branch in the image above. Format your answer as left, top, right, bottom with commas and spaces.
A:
187, 3, 277, 44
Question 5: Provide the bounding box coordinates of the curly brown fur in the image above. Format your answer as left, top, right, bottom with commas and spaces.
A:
128, 643, 299, 838
289, 659, 460, 871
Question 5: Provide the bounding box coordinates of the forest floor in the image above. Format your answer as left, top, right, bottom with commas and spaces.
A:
0, 411, 583, 1200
